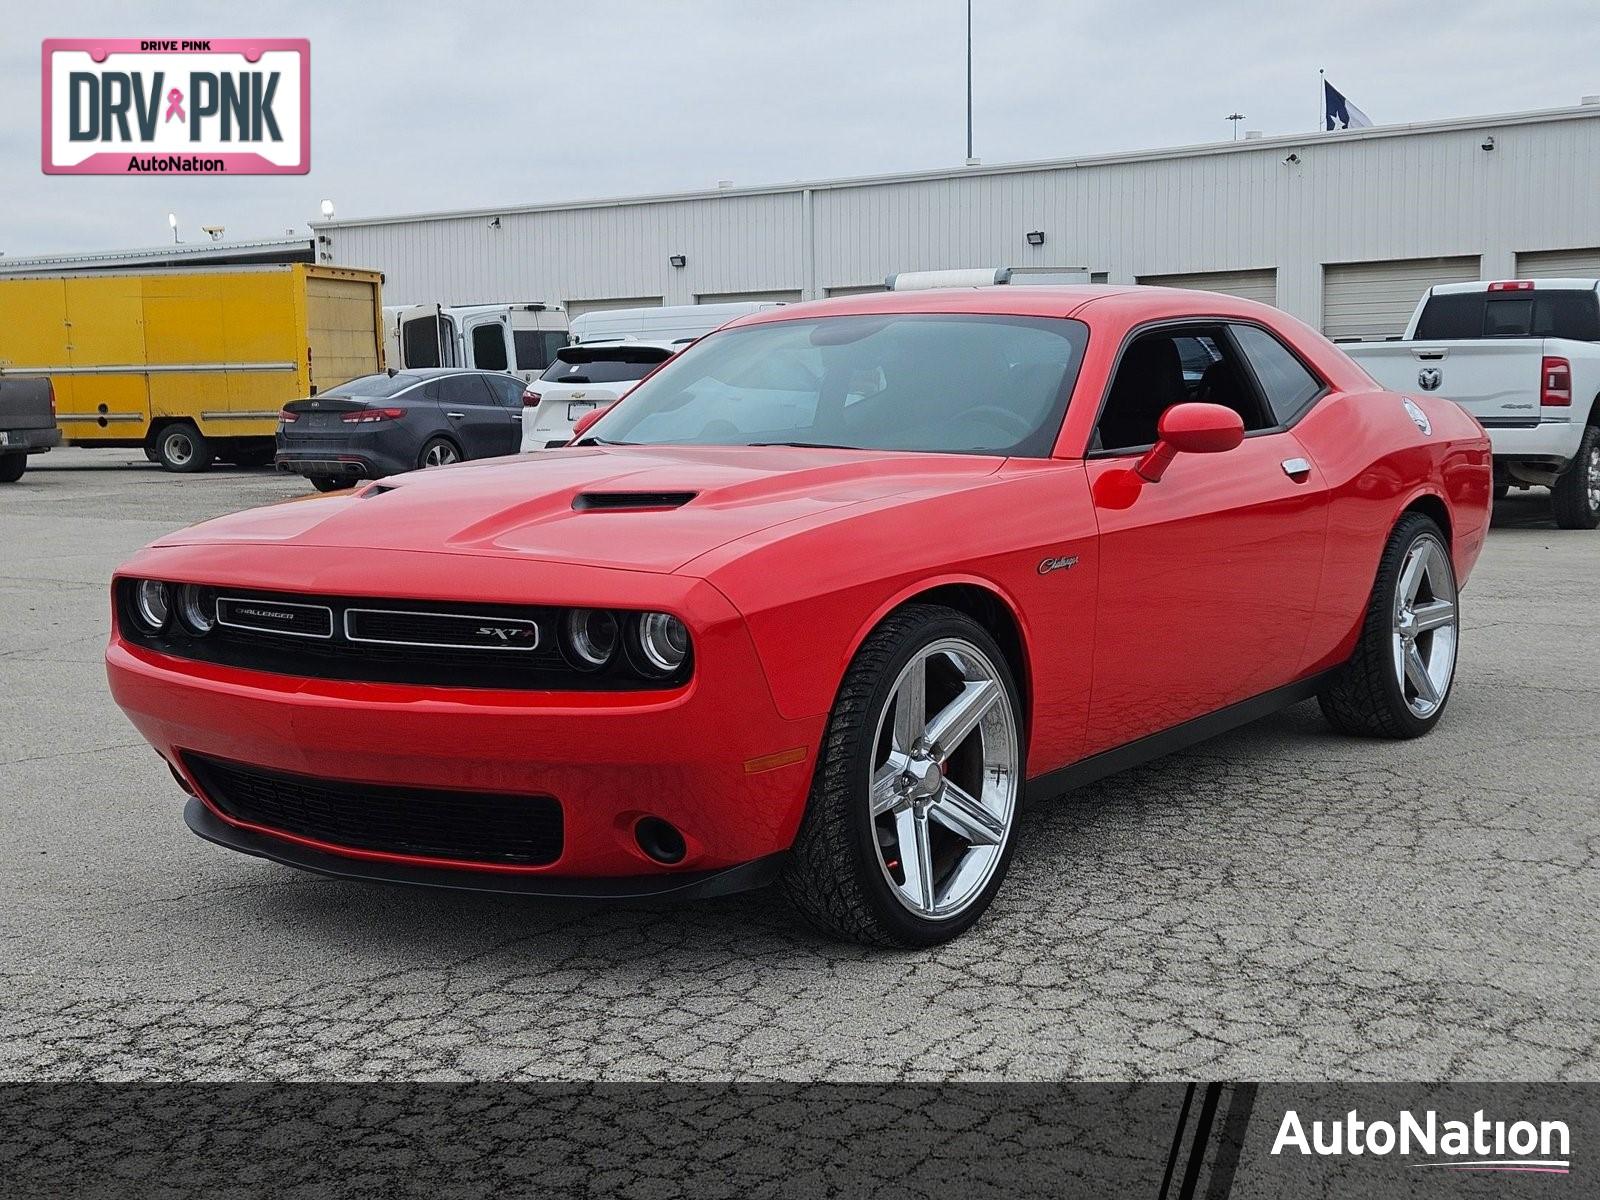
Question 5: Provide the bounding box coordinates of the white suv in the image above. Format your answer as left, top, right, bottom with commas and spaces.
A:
519, 340, 682, 450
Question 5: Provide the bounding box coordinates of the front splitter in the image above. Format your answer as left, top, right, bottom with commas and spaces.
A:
183, 796, 785, 901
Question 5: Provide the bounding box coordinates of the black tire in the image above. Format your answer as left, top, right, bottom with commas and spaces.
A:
1550, 424, 1600, 530
307, 476, 345, 493
1492, 483, 1509, 501
153, 423, 214, 473
418, 436, 462, 470
0, 453, 26, 483
1318, 512, 1457, 739
780, 603, 1025, 948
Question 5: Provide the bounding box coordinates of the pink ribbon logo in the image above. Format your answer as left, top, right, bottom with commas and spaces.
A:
164, 88, 185, 123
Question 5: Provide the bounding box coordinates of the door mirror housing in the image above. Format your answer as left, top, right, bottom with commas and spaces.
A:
1133, 402, 1245, 482
569, 403, 615, 442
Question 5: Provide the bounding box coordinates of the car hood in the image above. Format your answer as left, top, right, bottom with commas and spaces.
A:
156, 445, 1006, 574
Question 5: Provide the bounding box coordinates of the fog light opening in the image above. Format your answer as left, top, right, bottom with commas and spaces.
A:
634, 816, 686, 865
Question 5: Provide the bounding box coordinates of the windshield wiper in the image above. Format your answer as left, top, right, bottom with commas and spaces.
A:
746, 440, 855, 450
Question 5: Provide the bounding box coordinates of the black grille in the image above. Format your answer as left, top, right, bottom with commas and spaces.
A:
185, 753, 563, 867
117, 583, 686, 691
346, 607, 543, 651
218, 596, 335, 638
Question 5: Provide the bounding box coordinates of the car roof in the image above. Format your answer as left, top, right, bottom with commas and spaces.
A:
717, 283, 1309, 330
378, 367, 517, 378
558, 339, 685, 354
721, 285, 1122, 326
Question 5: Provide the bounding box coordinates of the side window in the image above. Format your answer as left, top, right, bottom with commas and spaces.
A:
512, 329, 549, 372
486, 376, 526, 407
1230, 324, 1324, 425
402, 317, 442, 368
471, 324, 509, 372
1096, 326, 1269, 452
439, 374, 494, 405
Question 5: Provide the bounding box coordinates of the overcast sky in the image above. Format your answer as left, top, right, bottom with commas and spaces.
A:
4, 0, 1598, 255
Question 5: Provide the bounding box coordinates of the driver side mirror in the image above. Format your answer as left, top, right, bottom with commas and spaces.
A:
1133, 402, 1245, 483
569, 404, 615, 442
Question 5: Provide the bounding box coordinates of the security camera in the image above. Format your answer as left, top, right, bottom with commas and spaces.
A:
1481, 135, 1496, 151
1283, 152, 1301, 165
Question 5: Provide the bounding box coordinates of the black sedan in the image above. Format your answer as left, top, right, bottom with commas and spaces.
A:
276, 369, 529, 492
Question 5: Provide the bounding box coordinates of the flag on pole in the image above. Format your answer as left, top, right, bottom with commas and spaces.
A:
1324, 78, 1373, 130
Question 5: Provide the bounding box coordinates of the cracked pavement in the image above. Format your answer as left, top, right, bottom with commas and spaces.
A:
2, 451, 1596, 1081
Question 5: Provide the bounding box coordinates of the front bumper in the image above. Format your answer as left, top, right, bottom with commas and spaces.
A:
105, 566, 823, 888
183, 797, 785, 898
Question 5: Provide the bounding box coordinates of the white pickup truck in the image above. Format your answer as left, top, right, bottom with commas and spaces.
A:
1345, 278, 1600, 529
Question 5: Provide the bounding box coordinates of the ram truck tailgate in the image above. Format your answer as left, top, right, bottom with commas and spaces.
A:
1345, 338, 1562, 429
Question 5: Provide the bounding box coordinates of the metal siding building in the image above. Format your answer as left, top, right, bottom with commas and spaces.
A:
315, 103, 1600, 338
0, 237, 315, 275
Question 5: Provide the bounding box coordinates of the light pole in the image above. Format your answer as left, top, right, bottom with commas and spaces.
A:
966, 0, 973, 164
1227, 113, 1245, 140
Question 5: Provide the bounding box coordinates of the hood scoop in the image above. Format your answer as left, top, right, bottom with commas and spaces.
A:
572, 490, 697, 512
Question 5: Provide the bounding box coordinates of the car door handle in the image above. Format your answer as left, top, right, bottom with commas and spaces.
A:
445, 411, 466, 419
1281, 457, 1312, 481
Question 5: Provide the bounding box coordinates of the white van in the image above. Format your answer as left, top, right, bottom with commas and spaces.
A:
885, 266, 1092, 291
384, 302, 570, 381
568, 301, 784, 345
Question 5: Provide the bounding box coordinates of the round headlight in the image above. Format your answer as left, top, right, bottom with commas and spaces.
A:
177, 584, 217, 634
635, 612, 690, 675
563, 608, 619, 669
133, 579, 171, 631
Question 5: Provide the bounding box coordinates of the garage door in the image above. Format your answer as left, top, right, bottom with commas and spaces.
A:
564, 296, 662, 320
1136, 269, 1277, 306
694, 290, 802, 305
1515, 248, 1600, 278
1322, 257, 1480, 341
825, 283, 886, 297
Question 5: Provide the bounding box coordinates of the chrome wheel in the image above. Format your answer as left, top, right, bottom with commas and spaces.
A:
869, 638, 1019, 920
1587, 444, 1600, 512
422, 441, 459, 468
1391, 534, 1458, 719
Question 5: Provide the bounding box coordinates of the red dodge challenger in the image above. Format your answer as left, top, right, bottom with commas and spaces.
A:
107, 287, 1491, 946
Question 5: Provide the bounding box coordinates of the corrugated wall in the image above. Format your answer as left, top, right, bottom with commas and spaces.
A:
331, 191, 805, 313
324, 109, 1600, 331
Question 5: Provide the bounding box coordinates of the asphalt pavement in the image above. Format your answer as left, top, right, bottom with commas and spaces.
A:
2, 449, 1595, 1081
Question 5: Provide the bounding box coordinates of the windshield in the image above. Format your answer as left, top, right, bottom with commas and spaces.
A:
324, 373, 429, 398
540, 346, 674, 384
588, 314, 1088, 456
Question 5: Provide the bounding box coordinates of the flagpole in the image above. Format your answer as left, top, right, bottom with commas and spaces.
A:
1318, 68, 1324, 132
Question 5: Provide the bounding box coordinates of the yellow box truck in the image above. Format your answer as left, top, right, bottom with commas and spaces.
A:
0, 264, 384, 471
